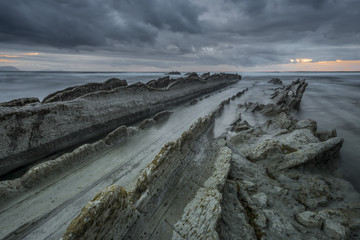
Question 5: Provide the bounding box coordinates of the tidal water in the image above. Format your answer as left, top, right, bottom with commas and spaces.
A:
0, 71, 359, 191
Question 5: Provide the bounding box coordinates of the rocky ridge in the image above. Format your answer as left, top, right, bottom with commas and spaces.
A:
220, 79, 360, 240
0, 73, 240, 176
62, 99, 233, 240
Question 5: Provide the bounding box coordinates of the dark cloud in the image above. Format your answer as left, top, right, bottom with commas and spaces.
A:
0, 0, 202, 48
0, 0, 359, 69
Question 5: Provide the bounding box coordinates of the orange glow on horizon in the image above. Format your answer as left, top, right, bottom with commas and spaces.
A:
0, 59, 13, 63
0, 55, 19, 58
283, 59, 360, 71
23, 52, 40, 56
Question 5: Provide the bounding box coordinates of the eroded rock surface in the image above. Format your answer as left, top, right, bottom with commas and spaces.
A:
0, 73, 240, 176
63, 101, 232, 240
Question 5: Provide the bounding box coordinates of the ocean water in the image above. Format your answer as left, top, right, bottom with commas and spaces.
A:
0, 71, 359, 191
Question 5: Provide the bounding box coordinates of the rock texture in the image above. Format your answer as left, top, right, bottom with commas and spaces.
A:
0, 73, 240, 176
0, 110, 172, 202
243, 79, 307, 116
0, 97, 40, 107
219, 79, 360, 240
42, 78, 128, 103
268, 78, 283, 85
63, 101, 232, 240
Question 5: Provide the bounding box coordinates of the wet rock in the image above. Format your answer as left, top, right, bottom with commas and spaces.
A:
268, 78, 283, 85
43, 78, 128, 103
200, 72, 210, 79
153, 110, 172, 123
0, 73, 240, 176
139, 119, 156, 130
295, 119, 317, 132
147, 76, 170, 88
166, 71, 181, 75
189, 99, 198, 105
251, 192, 268, 207
314, 129, 337, 142
295, 211, 322, 228
185, 72, 200, 80
246, 139, 283, 161
323, 218, 349, 240
0, 97, 40, 107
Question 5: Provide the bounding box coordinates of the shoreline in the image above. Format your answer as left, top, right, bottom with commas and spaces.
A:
0, 74, 359, 239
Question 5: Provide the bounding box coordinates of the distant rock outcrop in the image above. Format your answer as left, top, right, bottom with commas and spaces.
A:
42, 78, 128, 103
166, 71, 181, 75
0, 66, 20, 71
268, 77, 283, 85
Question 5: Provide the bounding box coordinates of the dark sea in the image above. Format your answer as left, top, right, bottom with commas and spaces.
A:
0, 71, 359, 191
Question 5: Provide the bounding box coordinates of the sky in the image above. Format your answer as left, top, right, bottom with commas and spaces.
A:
0, 0, 360, 72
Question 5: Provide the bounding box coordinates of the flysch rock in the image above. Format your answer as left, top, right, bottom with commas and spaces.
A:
220, 79, 360, 240
242, 79, 308, 117
0, 110, 171, 203
42, 78, 128, 103
172, 147, 231, 240
0, 73, 240, 176
62, 101, 231, 240
0, 97, 40, 107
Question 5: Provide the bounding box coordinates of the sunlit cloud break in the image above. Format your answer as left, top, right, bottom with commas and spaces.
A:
290, 59, 313, 63
0, 53, 40, 58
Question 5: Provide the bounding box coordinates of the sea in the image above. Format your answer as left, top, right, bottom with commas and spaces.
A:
0, 71, 359, 192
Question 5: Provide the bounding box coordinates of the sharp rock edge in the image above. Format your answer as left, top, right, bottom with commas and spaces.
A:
0, 73, 241, 176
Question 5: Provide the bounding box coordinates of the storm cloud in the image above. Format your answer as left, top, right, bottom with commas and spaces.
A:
0, 0, 359, 70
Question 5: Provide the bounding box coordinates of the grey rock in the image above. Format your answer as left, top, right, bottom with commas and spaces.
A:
0, 97, 40, 107
295, 211, 322, 228
323, 218, 349, 240
0, 73, 240, 176
268, 78, 283, 85
42, 78, 128, 103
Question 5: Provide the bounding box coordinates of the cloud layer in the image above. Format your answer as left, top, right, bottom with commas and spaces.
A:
0, 0, 359, 70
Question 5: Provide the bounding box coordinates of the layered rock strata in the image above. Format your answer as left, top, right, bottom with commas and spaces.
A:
219, 79, 360, 240
0, 110, 171, 203
62, 101, 232, 240
0, 73, 240, 176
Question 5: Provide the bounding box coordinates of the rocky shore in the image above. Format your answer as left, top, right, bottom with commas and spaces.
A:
0, 73, 240, 177
0, 74, 358, 240
61, 79, 359, 239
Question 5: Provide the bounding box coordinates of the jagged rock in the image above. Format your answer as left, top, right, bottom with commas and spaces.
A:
153, 110, 172, 123
246, 139, 283, 161
295, 211, 322, 228
147, 76, 170, 88
139, 118, 156, 130
251, 192, 268, 207
314, 129, 337, 142
268, 78, 283, 85
185, 72, 200, 80
323, 218, 349, 240
63, 103, 230, 240
0, 97, 40, 107
200, 72, 210, 79
0, 73, 240, 176
166, 71, 181, 75
42, 78, 128, 103
189, 99, 198, 105
295, 119, 317, 132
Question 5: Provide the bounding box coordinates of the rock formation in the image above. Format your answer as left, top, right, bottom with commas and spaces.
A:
0, 73, 240, 176
166, 71, 181, 75
268, 77, 283, 85
1, 76, 358, 240
61, 78, 360, 239
62, 101, 231, 240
